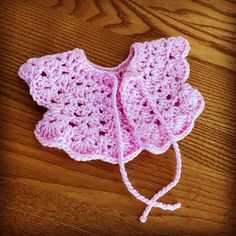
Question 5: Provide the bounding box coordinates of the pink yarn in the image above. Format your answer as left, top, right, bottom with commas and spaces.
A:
18, 36, 204, 222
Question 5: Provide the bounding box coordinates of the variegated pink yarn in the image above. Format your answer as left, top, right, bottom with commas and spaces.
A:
18, 36, 204, 223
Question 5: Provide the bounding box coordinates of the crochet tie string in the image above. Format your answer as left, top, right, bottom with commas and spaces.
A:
118, 141, 181, 223
117, 77, 182, 223
139, 141, 182, 223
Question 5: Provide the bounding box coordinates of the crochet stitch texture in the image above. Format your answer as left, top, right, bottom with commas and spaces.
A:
19, 36, 204, 223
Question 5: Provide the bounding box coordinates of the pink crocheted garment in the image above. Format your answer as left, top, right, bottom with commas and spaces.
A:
19, 36, 204, 223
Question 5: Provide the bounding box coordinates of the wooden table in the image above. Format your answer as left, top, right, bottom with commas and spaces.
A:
0, 0, 235, 235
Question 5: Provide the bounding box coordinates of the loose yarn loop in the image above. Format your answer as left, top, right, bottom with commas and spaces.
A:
18, 36, 205, 222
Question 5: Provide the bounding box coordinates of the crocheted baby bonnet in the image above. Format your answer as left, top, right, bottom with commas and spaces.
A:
18, 36, 204, 223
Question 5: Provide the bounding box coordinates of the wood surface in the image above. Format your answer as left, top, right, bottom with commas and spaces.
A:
0, 0, 235, 235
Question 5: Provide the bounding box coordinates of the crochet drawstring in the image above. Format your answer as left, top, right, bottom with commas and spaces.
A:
139, 141, 182, 222
114, 77, 182, 223
118, 141, 181, 223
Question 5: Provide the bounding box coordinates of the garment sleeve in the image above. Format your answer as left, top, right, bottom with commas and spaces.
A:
18, 49, 83, 109
121, 36, 204, 151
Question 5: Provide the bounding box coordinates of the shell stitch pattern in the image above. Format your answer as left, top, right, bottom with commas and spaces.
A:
19, 36, 205, 223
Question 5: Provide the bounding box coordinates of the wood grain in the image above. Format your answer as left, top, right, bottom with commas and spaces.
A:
0, 0, 235, 235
